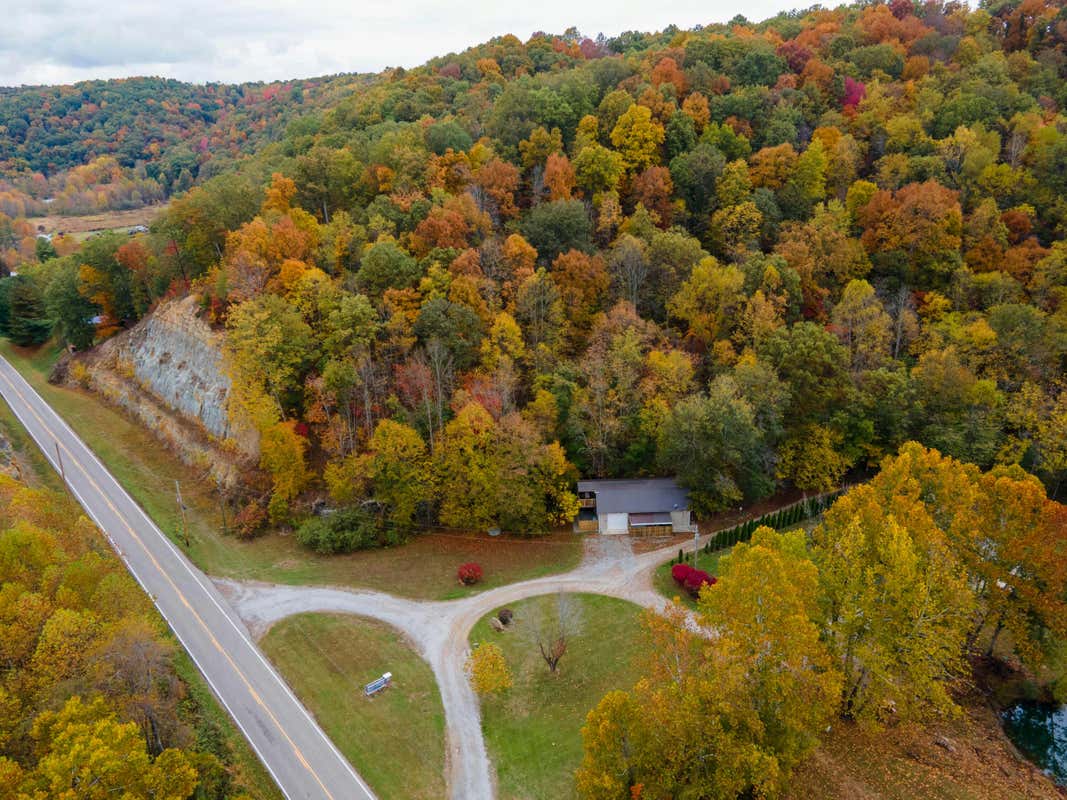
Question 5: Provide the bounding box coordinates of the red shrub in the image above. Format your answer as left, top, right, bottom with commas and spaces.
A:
671, 563, 694, 586
458, 562, 483, 585
683, 570, 715, 598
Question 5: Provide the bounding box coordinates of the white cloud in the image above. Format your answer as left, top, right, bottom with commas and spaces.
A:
1, 0, 804, 87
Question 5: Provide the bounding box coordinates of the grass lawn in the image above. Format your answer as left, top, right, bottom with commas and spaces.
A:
470, 593, 646, 800
651, 547, 724, 609
28, 205, 167, 241
260, 613, 445, 800
0, 340, 582, 599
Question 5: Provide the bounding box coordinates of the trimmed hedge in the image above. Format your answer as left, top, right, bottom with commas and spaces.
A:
701, 488, 846, 555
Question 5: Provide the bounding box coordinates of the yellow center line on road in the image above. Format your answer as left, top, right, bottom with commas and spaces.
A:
0, 368, 336, 800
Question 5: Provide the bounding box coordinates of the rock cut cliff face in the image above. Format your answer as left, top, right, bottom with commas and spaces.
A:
61, 295, 256, 486
123, 296, 234, 441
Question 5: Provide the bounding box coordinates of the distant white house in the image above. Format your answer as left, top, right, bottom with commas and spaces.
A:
575, 477, 694, 535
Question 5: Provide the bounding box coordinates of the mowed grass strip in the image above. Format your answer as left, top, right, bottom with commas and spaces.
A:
0, 393, 65, 492
470, 593, 646, 800
0, 341, 582, 599
260, 613, 446, 800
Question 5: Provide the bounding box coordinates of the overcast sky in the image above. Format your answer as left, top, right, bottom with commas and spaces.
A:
2, 0, 805, 87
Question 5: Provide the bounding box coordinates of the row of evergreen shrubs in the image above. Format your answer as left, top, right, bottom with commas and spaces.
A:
701, 489, 846, 554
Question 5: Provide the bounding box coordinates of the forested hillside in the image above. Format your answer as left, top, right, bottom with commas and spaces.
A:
0, 73, 367, 218
3, 0, 1067, 544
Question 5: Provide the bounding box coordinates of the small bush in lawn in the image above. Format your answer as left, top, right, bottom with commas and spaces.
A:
498, 608, 513, 625
295, 507, 401, 554
466, 642, 512, 695
671, 563, 694, 586
233, 500, 268, 539
458, 562, 483, 585
683, 569, 715, 598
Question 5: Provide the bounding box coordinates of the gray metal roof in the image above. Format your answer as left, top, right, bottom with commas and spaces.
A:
576, 477, 690, 515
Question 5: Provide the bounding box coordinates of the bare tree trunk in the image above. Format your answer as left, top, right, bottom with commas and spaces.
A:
532, 593, 581, 674
426, 339, 454, 438
965, 608, 991, 654
986, 610, 1007, 658
539, 638, 567, 673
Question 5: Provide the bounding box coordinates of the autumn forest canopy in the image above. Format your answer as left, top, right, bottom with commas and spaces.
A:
1, 0, 1067, 798
0, 75, 365, 218
0, 476, 262, 799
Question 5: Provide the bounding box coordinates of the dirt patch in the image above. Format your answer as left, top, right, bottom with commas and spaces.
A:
631, 533, 691, 554
787, 702, 1064, 800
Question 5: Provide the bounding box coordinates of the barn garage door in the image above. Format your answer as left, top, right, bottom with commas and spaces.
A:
605, 513, 629, 534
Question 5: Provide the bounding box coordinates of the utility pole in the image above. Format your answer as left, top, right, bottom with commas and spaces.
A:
175, 480, 190, 547
54, 439, 66, 488
218, 481, 229, 537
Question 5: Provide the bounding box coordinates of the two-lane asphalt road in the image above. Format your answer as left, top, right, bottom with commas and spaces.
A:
0, 355, 374, 800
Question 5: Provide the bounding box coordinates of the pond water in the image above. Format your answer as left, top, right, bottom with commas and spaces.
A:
1002, 701, 1066, 786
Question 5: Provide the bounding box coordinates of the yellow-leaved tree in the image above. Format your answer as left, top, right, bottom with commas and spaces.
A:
700, 528, 842, 775
324, 419, 434, 526
466, 643, 512, 695
23, 696, 198, 800
259, 420, 311, 522
609, 105, 664, 174
578, 530, 839, 798
812, 480, 974, 722
576, 603, 780, 800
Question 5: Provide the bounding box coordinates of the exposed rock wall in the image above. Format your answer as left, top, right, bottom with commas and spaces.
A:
0, 431, 20, 480
61, 295, 256, 487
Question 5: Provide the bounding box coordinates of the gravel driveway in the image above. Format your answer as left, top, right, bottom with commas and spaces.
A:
217, 532, 711, 799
